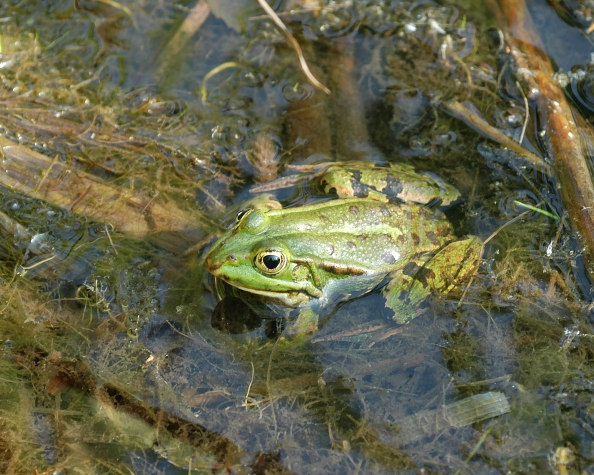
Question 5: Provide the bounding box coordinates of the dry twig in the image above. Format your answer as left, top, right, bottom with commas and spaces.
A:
254, 0, 331, 95
441, 100, 552, 176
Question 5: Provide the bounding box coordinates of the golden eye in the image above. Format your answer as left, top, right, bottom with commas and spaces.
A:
255, 250, 286, 274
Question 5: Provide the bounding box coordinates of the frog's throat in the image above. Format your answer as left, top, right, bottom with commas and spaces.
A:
223, 282, 317, 307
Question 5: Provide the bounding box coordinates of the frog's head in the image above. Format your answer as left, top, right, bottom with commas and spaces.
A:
205, 208, 322, 307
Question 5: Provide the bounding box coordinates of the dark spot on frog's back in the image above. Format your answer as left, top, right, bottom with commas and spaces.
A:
349, 169, 362, 181
403, 261, 435, 288
349, 205, 359, 214
412, 233, 420, 246
415, 268, 436, 287
320, 215, 329, 222
380, 205, 391, 217
347, 241, 357, 249
383, 174, 404, 196
403, 261, 422, 277
358, 234, 367, 241
349, 169, 371, 197
427, 230, 437, 244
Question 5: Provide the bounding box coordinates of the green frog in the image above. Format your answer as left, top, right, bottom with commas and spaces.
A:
205, 162, 482, 336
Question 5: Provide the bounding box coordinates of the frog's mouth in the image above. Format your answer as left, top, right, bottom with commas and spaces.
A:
214, 276, 311, 308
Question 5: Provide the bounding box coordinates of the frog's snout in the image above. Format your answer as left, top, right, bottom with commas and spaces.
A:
205, 252, 236, 274
205, 254, 222, 273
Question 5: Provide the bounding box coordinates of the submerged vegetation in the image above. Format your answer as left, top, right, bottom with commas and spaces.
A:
0, 0, 594, 473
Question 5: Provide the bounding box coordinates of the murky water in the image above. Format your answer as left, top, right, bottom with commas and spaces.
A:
1, 0, 594, 473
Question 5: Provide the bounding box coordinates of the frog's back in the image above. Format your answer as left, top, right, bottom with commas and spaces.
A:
265, 198, 453, 272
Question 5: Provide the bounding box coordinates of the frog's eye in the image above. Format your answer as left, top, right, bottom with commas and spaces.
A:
236, 209, 251, 222
255, 250, 286, 274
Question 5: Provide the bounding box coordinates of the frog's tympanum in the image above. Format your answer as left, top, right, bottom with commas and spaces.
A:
205, 162, 482, 336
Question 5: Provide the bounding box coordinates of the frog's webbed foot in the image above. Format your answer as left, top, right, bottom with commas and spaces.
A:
384, 236, 482, 324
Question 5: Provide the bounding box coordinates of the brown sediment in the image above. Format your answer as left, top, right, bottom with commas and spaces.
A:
246, 133, 281, 182
326, 38, 370, 160
493, 0, 594, 280
283, 43, 332, 159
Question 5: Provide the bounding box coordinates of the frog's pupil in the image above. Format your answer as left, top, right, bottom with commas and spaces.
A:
263, 254, 280, 270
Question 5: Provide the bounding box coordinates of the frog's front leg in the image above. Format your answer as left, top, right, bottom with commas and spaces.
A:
384, 236, 483, 324
282, 306, 319, 339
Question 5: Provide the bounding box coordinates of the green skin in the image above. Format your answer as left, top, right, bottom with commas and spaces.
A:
205, 163, 482, 335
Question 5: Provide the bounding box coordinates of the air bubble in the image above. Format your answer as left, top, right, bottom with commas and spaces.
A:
282, 82, 315, 102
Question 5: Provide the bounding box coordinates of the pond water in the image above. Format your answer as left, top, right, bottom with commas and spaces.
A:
1, 0, 594, 473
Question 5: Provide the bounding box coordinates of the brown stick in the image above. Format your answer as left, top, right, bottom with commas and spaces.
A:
47, 358, 296, 474
441, 100, 552, 176
0, 136, 207, 247
495, 0, 594, 279
155, 0, 211, 78
255, 0, 330, 95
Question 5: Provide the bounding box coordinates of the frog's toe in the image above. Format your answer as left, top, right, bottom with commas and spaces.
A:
385, 289, 428, 324
383, 273, 430, 324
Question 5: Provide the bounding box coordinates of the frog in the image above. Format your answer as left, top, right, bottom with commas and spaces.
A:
205, 162, 482, 336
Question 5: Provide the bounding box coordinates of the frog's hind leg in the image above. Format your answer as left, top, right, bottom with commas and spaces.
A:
384, 236, 482, 324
